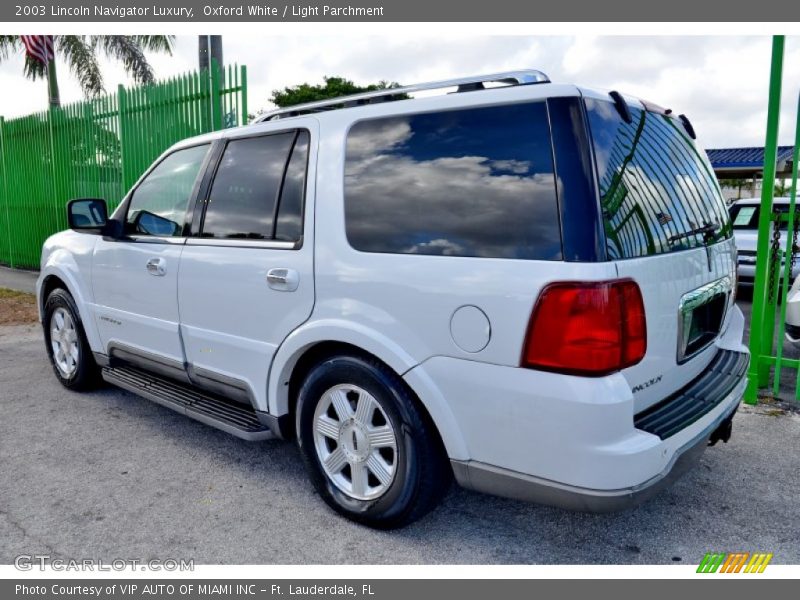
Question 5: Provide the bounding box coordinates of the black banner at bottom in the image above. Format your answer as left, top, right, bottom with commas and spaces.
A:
3, 579, 796, 600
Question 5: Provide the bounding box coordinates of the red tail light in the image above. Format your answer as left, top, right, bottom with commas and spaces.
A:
521, 280, 647, 376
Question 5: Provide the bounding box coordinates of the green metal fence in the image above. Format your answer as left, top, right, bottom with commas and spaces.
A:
0, 61, 247, 269
745, 35, 800, 404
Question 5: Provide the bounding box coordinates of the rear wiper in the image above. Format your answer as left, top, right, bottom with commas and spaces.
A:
668, 222, 719, 245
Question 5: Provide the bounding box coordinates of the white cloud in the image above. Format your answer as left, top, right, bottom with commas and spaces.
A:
0, 35, 799, 148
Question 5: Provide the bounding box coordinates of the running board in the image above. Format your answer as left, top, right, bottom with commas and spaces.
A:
102, 366, 274, 441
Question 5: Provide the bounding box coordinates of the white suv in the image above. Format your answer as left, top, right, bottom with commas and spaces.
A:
37, 70, 748, 528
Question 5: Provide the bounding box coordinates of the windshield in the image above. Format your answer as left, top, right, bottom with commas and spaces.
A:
585, 97, 732, 259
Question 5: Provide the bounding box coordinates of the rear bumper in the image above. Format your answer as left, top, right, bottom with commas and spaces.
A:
451, 397, 739, 512
409, 342, 748, 511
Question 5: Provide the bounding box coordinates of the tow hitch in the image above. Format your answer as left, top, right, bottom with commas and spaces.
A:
708, 407, 737, 446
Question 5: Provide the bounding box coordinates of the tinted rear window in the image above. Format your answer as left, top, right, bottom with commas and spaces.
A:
344, 102, 562, 260
585, 98, 732, 259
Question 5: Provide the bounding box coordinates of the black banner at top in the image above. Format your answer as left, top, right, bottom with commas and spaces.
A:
2, 0, 797, 22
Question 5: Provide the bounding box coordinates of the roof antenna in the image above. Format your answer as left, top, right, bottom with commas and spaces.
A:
609, 91, 633, 124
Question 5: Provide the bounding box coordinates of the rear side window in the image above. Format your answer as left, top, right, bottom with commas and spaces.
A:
344, 102, 561, 260
585, 98, 732, 259
201, 131, 308, 242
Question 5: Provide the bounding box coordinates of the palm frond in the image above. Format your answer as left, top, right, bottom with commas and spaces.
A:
58, 35, 104, 97
0, 35, 21, 60
22, 53, 46, 80
131, 35, 174, 55
94, 36, 155, 85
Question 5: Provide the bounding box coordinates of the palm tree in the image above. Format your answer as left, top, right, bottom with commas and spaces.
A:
0, 35, 174, 107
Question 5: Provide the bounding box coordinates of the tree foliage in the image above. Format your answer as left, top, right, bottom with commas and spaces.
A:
270, 76, 403, 108
0, 35, 174, 99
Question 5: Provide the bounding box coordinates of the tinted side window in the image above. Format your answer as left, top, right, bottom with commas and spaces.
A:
344, 102, 561, 260
202, 133, 295, 240
126, 144, 209, 237
275, 131, 309, 242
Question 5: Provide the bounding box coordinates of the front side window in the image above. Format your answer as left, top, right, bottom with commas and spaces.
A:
126, 144, 209, 237
344, 102, 561, 260
585, 98, 732, 259
201, 132, 296, 240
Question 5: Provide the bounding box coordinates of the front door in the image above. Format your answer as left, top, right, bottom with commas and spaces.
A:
92, 143, 211, 376
177, 126, 316, 409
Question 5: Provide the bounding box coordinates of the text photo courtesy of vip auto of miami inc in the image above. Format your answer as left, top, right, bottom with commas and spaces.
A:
0, 7, 799, 592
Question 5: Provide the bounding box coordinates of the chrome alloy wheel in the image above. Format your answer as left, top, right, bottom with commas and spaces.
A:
50, 307, 79, 378
312, 384, 398, 501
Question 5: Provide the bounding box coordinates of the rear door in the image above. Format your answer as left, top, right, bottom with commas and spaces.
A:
583, 94, 737, 412
177, 123, 316, 409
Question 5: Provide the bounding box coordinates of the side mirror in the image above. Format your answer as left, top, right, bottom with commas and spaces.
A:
67, 198, 108, 232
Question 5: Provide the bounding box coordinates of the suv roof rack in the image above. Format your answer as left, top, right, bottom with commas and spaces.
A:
254, 69, 551, 122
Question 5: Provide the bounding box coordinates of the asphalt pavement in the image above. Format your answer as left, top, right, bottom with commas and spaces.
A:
1, 299, 799, 565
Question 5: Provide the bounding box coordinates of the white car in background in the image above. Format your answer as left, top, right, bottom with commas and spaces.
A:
785, 277, 800, 344
729, 197, 799, 286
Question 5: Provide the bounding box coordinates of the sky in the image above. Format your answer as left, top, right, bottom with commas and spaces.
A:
1, 35, 799, 149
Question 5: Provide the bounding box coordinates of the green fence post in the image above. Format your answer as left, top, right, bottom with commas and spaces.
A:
0, 116, 13, 268
241, 64, 248, 126
117, 84, 128, 189
47, 105, 60, 235
773, 94, 800, 396
745, 34, 785, 404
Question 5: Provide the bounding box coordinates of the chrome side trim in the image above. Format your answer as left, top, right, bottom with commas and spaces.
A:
127, 235, 187, 245
184, 238, 298, 250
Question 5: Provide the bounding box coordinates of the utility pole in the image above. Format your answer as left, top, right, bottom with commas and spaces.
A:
210, 36, 223, 70
198, 35, 223, 71
198, 35, 209, 70
198, 36, 224, 131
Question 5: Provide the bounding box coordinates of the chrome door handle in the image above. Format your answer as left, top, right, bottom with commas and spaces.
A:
267, 268, 299, 292
146, 257, 166, 276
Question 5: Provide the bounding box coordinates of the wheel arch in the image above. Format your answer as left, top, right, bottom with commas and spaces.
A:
268, 321, 468, 460
38, 259, 102, 353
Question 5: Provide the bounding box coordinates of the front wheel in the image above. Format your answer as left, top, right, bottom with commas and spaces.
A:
43, 288, 100, 390
296, 355, 451, 529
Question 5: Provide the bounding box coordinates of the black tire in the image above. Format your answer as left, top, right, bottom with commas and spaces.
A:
296, 354, 451, 529
43, 288, 101, 390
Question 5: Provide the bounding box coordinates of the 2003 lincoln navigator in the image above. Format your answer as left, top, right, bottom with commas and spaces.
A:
37, 70, 748, 528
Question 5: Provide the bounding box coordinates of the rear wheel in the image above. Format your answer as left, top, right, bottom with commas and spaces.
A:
296, 354, 451, 529
43, 289, 100, 390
